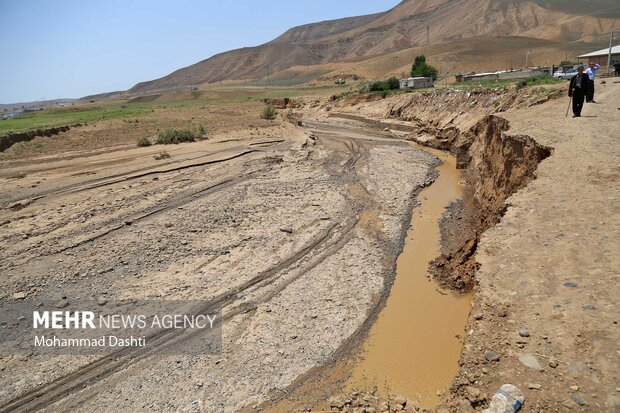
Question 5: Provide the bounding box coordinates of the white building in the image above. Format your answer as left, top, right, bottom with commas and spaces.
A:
399, 77, 433, 89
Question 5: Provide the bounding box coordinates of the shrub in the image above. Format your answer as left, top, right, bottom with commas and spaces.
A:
196, 124, 206, 137
386, 76, 400, 90
368, 76, 401, 92
137, 137, 152, 147
260, 105, 277, 120
156, 128, 195, 144
515, 74, 560, 90
155, 125, 206, 145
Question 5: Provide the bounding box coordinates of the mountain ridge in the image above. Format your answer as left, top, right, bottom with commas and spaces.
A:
127, 0, 620, 95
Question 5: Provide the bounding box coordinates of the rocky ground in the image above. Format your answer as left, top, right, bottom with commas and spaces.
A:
0, 104, 438, 412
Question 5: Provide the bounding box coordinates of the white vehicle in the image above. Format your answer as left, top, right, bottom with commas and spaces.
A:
553, 68, 578, 79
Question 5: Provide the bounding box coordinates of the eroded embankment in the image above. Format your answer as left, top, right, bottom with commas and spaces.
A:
329, 90, 554, 292
430, 115, 552, 291
0, 126, 73, 152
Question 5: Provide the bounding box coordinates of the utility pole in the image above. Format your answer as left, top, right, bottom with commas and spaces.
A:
427, 25, 430, 46
607, 31, 615, 71
525, 49, 532, 68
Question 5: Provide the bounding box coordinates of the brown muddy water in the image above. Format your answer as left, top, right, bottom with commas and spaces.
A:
344, 148, 472, 408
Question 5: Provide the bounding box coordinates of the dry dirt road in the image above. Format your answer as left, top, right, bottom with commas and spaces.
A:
0, 115, 438, 412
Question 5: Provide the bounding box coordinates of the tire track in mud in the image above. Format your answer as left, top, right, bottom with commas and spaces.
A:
2, 149, 261, 210
2, 169, 252, 267
1, 219, 356, 413
1, 132, 371, 413
1, 225, 332, 412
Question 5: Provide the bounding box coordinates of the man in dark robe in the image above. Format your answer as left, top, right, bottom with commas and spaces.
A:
568, 66, 590, 118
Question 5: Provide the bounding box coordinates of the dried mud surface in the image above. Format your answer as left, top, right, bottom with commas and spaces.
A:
0, 110, 438, 412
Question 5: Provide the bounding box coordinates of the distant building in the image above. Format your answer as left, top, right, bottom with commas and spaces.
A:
577, 45, 620, 66
399, 77, 433, 89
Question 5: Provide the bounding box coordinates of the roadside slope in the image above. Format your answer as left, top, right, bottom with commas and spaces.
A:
451, 81, 620, 411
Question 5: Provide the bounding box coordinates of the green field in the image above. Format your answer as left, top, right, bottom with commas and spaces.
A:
0, 104, 155, 135
0, 85, 343, 136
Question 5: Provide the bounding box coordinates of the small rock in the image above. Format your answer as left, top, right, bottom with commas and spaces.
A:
474, 313, 484, 320
528, 383, 542, 390
519, 354, 542, 370
582, 304, 596, 311
459, 400, 474, 413
484, 384, 524, 413
55, 299, 70, 309
97, 297, 108, 306
465, 386, 481, 402
519, 330, 530, 338
606, 395, 620, 409
392, 395, 406, 406
570, 385, 580, 392
13, 292, 26, 300
571, 394, 586, 406
279, 227, 293, 234
563, 282, 578, 288
329, 397, 344, 409
549, 358, 559, 368
485, 351, 500, 362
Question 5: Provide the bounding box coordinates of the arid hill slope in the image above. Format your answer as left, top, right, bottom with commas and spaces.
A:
128, 0, 619, 94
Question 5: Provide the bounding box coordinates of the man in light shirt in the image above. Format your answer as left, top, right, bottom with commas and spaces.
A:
585, 62, 600, 103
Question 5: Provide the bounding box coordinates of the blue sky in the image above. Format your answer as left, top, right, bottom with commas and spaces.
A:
0, 0, 399, 103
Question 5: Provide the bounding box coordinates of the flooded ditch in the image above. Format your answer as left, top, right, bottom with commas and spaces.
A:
344, 147, 472, 408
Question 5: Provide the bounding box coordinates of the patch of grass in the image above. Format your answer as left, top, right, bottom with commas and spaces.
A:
6, 171, 27, 179
520, 74, 563, 87
454, 74, 563, 91
155, 125, 206, 144
260, 105, 277, 120
154, 151, 171, 160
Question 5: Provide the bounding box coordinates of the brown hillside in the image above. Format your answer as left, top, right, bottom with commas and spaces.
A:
128, 0, 619, 95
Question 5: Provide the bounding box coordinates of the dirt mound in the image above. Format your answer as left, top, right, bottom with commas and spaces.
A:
261, 97, 302, 109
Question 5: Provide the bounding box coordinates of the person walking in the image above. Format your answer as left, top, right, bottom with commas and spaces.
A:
585, 62, 600, 102
568, 65, 589, 118
615, 62, 620, 77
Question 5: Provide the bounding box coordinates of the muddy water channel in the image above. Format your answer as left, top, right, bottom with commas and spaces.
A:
345, 147, 472, 408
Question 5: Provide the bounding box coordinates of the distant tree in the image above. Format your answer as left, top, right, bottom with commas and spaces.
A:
411, 55, 438, 80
